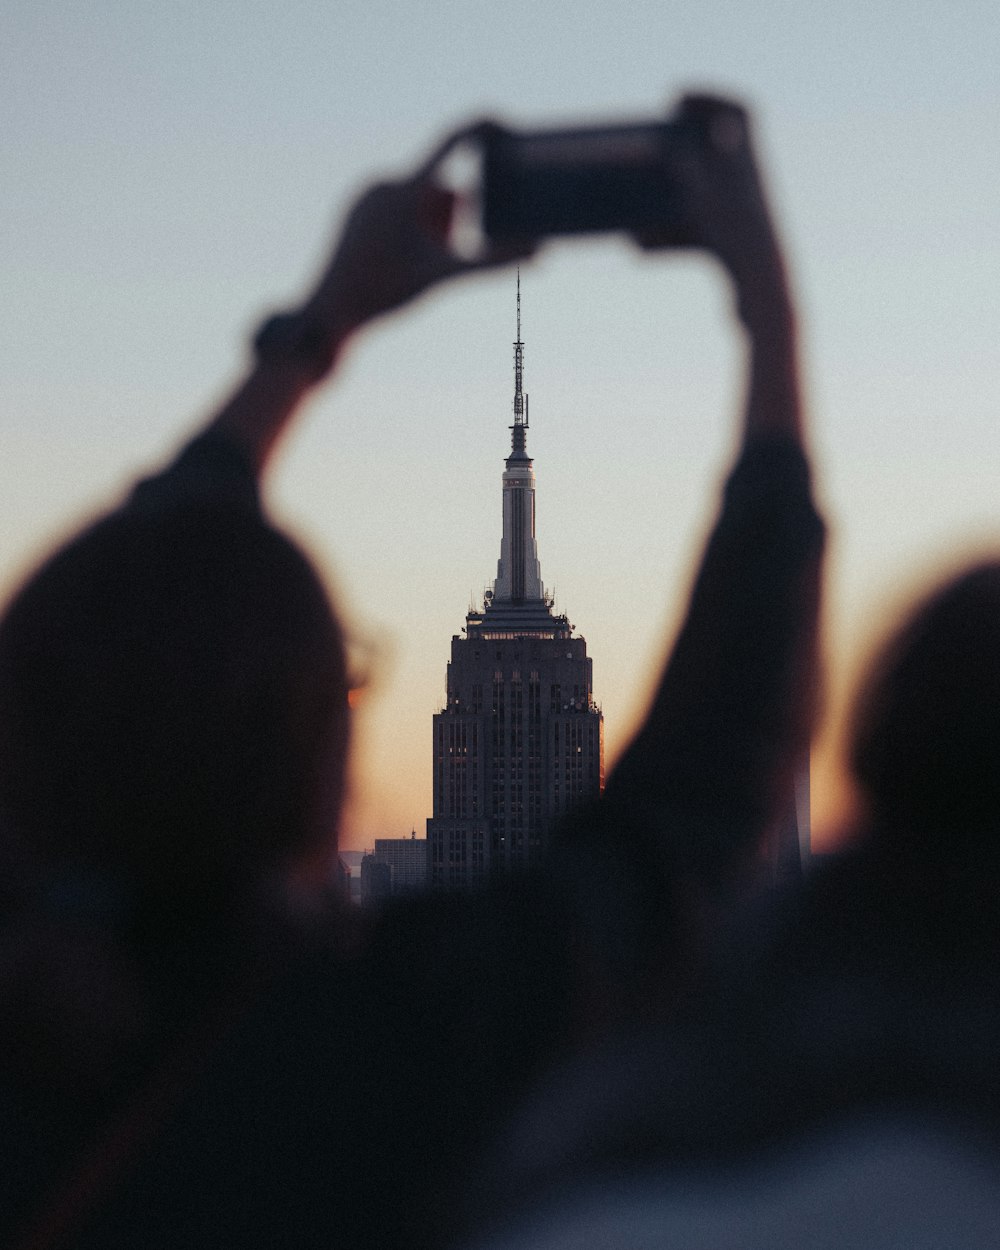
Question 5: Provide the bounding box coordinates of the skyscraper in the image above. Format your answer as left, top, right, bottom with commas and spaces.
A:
427, 281, 604, 889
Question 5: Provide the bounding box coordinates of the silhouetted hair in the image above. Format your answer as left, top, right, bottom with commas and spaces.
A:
0, 498, 348, 906
850, 561, 1000, 850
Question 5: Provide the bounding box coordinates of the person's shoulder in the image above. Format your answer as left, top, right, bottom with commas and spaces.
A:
128, 429, 261, 516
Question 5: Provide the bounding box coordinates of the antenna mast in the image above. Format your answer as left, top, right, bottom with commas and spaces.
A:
513, 270, 526, 427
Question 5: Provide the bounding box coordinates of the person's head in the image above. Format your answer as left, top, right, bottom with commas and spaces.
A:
0, 500, 349, 909
849, 561, 1000, 854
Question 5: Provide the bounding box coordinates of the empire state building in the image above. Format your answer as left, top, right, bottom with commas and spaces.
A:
427, 283, 604, 888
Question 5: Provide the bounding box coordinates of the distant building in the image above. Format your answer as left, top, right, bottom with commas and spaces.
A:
360, 852, 391, 905
373, 832, 428, 893
337, 849, 366, 904
427, 281, 604, 889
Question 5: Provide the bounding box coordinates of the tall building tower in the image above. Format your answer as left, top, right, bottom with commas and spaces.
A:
427, 281, 604, 888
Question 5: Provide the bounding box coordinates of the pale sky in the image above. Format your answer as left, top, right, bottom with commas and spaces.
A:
4, 0, 998, 850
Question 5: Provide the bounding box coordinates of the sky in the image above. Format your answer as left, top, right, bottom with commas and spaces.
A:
3, 1, 998, 852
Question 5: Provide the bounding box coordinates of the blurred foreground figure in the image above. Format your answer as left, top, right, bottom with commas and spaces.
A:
0, 97, 822, 1249
461, 578, 1000, 1250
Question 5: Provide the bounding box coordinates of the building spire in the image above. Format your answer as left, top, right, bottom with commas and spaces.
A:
513, 269, 526, 427
491, 274, 544, 605
510, 270, 529, 460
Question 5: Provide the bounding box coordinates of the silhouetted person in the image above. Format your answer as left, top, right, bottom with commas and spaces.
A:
666, 560, 1000, 1200
851, 560, 1000, 858
751, 558, 1000, 1124
0, 97, 821, 1249
467, 572, 1000, 1250
458, 385, 1000, 1246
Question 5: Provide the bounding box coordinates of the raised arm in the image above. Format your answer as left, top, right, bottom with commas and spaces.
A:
206, 128, 525, 478
603, 97, 822, 890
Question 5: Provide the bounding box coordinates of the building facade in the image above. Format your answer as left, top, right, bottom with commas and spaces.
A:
359, 852, 391, 905
427, 284, 603, 888
373, 833, 428, 894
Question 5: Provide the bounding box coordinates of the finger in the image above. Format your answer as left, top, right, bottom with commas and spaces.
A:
414, 182, 457, 241
632, 226, 701, 252
676, 93, 749, 136
413, 117, 502, 183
